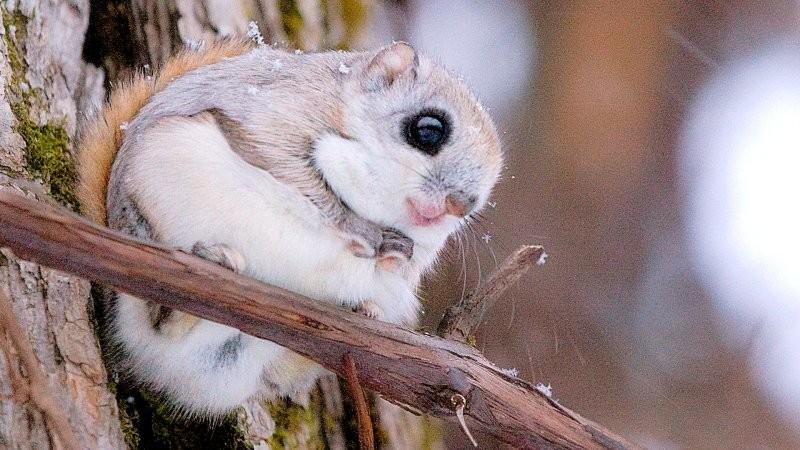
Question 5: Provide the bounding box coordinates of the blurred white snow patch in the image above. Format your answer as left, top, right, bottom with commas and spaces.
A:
183, 39, 205, 51
680, 43, 800, 427
247, 21, 265, 45
536, 251, 548, 266
408, 0, 536, 118
535, 383, 552, 398
498, 367, 518, 378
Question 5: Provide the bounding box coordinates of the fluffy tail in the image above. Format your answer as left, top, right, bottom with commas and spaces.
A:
76, 38, 255, 225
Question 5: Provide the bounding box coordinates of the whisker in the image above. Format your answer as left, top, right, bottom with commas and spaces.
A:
467, 215, 500, 270
507, 290, 517, 329
458, 230, 468, 305
567, 332, 587, 367
525, 342, 537, 381
553, 325, 559, 355
467, 223, 483, 287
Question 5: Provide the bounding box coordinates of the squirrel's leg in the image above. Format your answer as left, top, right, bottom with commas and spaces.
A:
191, 241, 247, 273
151, 242, 246, 338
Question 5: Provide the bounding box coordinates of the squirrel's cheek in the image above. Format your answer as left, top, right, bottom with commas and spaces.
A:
312, 135, 385, 215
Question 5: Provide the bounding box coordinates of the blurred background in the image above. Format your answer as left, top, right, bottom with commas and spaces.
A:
370, 1, 800, 448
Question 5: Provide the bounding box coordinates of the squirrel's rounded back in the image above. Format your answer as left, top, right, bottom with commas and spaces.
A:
76, 38, 255, 224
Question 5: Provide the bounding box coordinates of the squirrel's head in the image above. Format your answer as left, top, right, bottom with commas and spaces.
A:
313, 42, 503, 268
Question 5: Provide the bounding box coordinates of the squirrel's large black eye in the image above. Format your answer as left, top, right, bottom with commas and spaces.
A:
404, 111, 450, 155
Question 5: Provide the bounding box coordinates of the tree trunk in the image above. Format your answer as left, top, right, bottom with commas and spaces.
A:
2, 1, 439, 448
0, 1, 125, 448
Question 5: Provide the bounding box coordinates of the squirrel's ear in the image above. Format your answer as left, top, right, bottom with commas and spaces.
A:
363, 42, 418, 90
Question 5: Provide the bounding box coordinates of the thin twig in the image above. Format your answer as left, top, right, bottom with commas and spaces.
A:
343, 353, 375, 450
452, 393, 478, 447
438, 245, 546, 341
0, 289, 82, 450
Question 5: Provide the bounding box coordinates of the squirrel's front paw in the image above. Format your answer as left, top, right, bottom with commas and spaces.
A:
336, 215, 414, 271
376, 228, 414, 272
338, 215, 383, 259
191, 242, 246, 273
354, 300, 384, 321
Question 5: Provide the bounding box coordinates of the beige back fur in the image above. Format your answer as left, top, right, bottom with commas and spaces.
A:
76, 39, 255, 225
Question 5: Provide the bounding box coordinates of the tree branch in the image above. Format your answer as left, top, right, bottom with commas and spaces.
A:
343, 353, 375, 450
0, 191, 638, 450
438, 244, 546, 341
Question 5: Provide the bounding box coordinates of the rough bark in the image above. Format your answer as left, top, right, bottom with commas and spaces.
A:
0, 1, 124, 449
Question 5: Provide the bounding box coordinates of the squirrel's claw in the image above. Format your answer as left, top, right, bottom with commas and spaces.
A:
337, 215, 414, 271
377, 228, 413, 272
354, 299, 384, 320
192, 242, 247, 273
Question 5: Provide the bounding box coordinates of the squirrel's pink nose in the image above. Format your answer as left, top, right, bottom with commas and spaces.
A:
444, 192, 477, 218
406, 192, 477, 227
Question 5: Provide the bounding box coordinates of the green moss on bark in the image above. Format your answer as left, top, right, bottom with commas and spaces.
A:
10, 104, 76, 207
338, 0, 369, 49
267, 394, 326, 449
279, 0, 304, 47
113, 386, 253, 449
1, 7, 78, 209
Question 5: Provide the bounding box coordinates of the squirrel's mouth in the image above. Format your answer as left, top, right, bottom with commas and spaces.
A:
405, 197, 446, 227
405, 192, 477, 228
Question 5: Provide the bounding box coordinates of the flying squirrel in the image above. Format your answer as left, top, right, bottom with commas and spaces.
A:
76, 37, 502, 416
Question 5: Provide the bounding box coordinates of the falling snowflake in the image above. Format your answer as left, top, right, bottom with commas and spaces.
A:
536, 252, 548, 266
119, 122, 129, 131
535, 383, 553, 398
488, 201, 497, 208
338, 62, 351, 74
499, 367, 519, 377
183, 39, 205, 51
247, 21, 265, 46
481, 234, 492, 244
